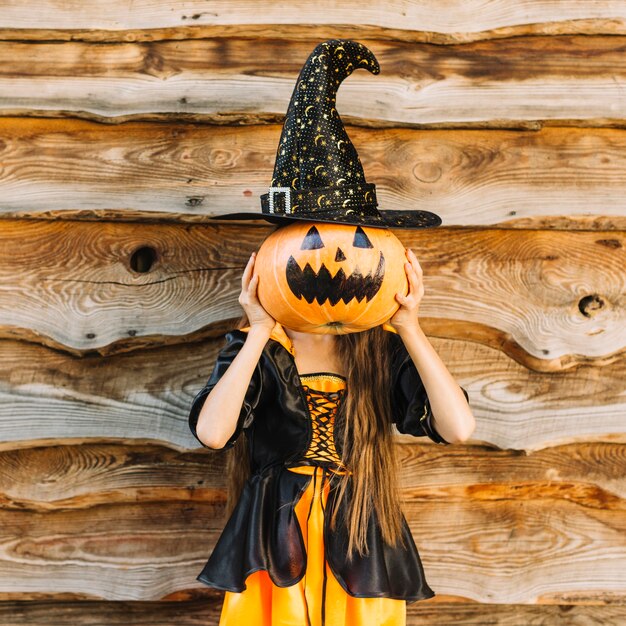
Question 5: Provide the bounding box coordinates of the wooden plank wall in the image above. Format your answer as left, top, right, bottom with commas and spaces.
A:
1, 2, 625, 624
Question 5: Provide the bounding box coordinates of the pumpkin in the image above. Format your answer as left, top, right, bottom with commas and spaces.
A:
254, 221, 409, 334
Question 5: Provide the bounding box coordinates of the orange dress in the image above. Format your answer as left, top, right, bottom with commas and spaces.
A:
217, 372, 406, 626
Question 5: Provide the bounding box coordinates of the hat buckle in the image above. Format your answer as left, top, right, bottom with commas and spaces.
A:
268, 187, 292, 214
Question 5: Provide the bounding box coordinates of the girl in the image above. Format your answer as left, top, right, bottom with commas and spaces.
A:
188, 240, 475, 626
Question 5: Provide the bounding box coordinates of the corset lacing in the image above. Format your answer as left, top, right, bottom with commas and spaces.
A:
300, 378, 347, 470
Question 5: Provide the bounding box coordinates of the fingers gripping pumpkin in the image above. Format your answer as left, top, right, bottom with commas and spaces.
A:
254, 221, 409, 334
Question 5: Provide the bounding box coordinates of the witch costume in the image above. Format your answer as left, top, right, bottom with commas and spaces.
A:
189, 39, 470, 625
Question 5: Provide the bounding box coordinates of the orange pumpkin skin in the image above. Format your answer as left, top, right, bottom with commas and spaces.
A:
254, 221, 409, 334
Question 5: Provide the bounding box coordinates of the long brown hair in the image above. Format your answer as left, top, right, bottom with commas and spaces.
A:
224, 312, 407, 560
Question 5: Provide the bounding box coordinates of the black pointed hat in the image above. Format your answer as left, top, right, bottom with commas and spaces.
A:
214, 39, 442, 230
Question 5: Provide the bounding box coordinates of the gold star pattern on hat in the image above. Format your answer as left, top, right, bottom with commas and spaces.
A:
215, 39, 442, 230
262, 39, 382, 221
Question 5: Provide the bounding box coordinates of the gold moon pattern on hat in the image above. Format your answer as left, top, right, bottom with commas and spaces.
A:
251, 39, 442, 229
261, 39, 381, 218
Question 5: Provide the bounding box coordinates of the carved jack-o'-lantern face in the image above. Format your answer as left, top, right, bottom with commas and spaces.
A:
255, 221, 409, 334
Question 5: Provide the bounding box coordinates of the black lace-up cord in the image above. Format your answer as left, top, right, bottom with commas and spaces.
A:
301, 385, 345, 466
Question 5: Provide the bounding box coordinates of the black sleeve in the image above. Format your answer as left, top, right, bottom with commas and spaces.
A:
390, 336, 470, 445
188, 330, 264, 450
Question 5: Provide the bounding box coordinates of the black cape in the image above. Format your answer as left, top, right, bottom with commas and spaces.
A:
188, 325, 470, 604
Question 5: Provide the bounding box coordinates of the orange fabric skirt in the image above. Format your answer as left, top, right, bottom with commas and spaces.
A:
218, 464, 406, 626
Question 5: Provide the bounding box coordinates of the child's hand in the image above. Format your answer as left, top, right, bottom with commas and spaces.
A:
239, 252, 276, 332
389, 248, 424, 333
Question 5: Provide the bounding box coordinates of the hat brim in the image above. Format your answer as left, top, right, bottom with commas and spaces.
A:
209, 209, 442, 230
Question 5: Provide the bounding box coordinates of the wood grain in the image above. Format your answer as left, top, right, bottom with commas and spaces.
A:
0, 440, 622, 605
0, 36, 625, 127
0, 218, 623, 367
1, 441, 623, 504
0, 500, 219, 600
1, 3, 626, 44
0, 332, 623, 452
2, 119, 626, 229
0, 443, 224, 506
0, 598, 221, 625
0, 7, 625, 621
0, 599, 623, 625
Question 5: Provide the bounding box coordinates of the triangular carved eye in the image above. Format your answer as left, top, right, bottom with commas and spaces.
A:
353, 226, 373, 248
301, 225, 325, 249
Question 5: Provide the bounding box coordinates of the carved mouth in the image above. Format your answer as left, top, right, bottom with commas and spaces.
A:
286, 252, 385, 305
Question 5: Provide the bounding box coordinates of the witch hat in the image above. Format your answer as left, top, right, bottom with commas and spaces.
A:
213, 39, 442, 230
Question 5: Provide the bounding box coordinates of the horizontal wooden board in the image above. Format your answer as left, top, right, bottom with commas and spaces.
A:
2, 119, 626, 229
0, 330, 623, 452
1, 441, 623, 507
0, 599, 623, 626
0, 443, 223, 506
0, 36, 626, 127
0, 218, 623, 366
0, 599, 223, 626
1, 3, 626, 43
0, 499, 220, 600
0, 599, 222, 625
0, 441, 623, 605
